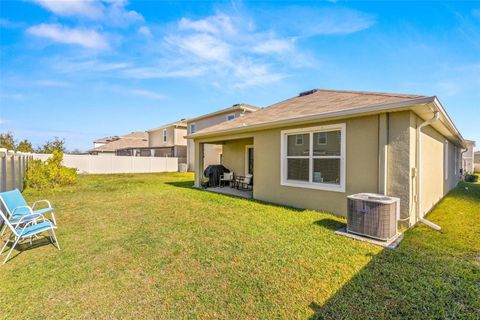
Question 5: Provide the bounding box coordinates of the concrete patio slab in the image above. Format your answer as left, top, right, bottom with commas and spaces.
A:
205, 187, 253, 199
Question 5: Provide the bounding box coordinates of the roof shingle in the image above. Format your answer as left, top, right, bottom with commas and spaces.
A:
192, 89, 426, 136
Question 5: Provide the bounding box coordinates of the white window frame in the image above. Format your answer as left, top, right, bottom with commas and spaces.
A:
280, 123, 346, 193
163, 129, 167, 143
245, 145, 254, 175
295, 134, 303, 145
226, 114, 236, 121
317, 132, 327, 145
444, 140, 449, 180
190, 123, 196, 134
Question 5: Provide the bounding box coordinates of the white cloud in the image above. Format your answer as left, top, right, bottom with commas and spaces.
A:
179, 13, 237, 36
266, 7, 375, 37
122, 64, 207, 79
231, 61, 286, 88
138, 26, 152, 37
166, 33, 230, 61
127, 89, 165, 100
59, 60, 129, 73
35, 79, 72, 87
32, 0, 103, 19
27, 23, 109, 49
251, 38, 295, 54
157, 12, 296, 87
31, 0, 143, 26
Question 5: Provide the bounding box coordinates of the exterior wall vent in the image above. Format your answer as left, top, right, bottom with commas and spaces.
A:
347, 193, 400, 241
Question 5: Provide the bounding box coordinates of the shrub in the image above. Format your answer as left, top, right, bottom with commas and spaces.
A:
464, 174, 478, 183
26, 150, 77, 189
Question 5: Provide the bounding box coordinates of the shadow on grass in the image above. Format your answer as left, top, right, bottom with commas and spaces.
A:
166, 180, 310, 212
1, 236, 56, 263
308, 245, 479, 319
308, 182, 480, 319
312, 218, 345, 231
165, 180, 195, 189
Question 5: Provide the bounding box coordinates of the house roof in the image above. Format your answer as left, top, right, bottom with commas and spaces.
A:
188, 89, 465, 147
146, 119, 187, 133
190, 89, 424, 136
186, 104, 259, 123
464, 140, 476, 146
90, 131, 148, 152
94, 136, 120, 143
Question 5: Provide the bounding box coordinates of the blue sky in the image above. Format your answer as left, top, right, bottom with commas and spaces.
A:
1, 0, 479, 151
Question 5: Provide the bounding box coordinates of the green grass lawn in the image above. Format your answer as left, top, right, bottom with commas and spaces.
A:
0, 173, 478, 319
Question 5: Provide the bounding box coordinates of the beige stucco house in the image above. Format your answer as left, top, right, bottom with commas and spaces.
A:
188, 89, 466, 227
144, 120, 188, 162
462, 140, 476, 174
89, 132, 148, 156
186, 104, 259, 171
474, 152, 480, 173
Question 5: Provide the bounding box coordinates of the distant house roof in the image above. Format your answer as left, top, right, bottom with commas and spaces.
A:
94, 136, 120, 143
146, 119, 187, 133
90, 132, 148, 152
188, 89, 465, 148
186, 104, 259, 123
464, 140, 476, 147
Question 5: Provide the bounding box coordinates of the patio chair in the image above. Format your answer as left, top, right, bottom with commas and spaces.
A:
238, 174, 253, 191
0, 189, 57, 238
219, 172, 234, 187
0, 208, 60, 265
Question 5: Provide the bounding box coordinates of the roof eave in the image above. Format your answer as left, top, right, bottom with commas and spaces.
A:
431, 97, 467, 148
187, 96, 437, 139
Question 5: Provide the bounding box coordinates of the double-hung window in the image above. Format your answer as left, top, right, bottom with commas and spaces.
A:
281, 123, 346, 192
163, 129, 167, 143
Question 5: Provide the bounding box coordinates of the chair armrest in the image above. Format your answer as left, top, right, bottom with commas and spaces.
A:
12, 213, 43, 227
32, 199, 52, 210
12, 206, 34, 216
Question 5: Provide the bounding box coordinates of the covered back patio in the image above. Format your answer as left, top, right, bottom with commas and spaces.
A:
194, 135, 254, 197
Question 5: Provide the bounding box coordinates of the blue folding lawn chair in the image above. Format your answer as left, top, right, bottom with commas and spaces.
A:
0, 208, 60, 264
0, 189, 57, 238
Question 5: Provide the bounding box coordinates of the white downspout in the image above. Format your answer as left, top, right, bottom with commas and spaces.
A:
416, 110, 441, 231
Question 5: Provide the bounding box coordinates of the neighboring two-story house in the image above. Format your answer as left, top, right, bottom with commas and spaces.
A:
462, 140, 476, 174
145, 120, 188, 162
186, 104, 259, 171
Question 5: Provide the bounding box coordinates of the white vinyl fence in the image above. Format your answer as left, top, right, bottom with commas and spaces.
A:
0, 149, 32, 192
33, 154, 178, 174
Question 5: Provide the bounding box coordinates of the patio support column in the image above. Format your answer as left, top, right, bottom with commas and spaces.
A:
194, 141, 204, 188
